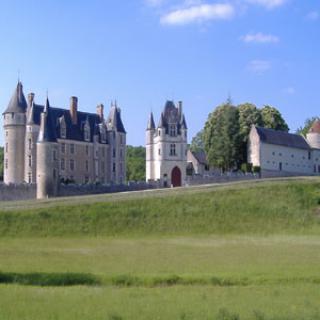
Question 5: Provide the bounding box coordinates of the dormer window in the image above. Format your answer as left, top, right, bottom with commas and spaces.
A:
169, 124, 177, 137
100, 127, 106, 143
60, 117, 66, 139
84, 124, 90, 142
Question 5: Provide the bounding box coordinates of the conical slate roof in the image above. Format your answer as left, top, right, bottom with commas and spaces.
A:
158, 112, 165, 128
180, 114, 187, 129
3, 82, 28, 114
147, 112, 155, 130
38, 98, 57, 143
106, 105, 126, 133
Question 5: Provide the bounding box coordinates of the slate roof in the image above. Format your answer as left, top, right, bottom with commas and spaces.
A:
38, 98, 57, 143
157, 100, 187, 133
3, 82, 28, 114
191, 150, 208, 165
147, 112, 155, 130
255, 126, 310, 150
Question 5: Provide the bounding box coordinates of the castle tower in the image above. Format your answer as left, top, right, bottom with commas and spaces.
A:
146, 112, 156, 181
306, 120, 320, 149
106, 102, 127, 184
2, 82, 27, 184
36, 97, 59, 199
146, 100, 188, 187
24, 93, 40, 184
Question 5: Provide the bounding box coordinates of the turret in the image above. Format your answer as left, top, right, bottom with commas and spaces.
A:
2, 82, 27, 184
306, 119, 320, 149
36, 97, 59, 199
25, 94, 40, 183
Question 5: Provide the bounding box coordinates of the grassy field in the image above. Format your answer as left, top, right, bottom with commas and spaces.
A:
1, 178, 320, 319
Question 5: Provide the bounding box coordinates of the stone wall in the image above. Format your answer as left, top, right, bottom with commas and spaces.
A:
0, 183, 36, 201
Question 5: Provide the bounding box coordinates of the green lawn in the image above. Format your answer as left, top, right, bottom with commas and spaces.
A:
1, 179, 320, 319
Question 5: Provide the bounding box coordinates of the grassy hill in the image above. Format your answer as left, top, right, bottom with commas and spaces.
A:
1, 178, 320, 320
0, 178, 320, 237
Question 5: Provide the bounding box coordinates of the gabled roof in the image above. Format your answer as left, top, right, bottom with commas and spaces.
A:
255, 126, 310, 150
3, 82, 28, 114
106, 105, 126, 133
190, 150, 208, 165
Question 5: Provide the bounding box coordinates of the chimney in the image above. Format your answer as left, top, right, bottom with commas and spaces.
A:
178, 101, 183, 116
28, 93, 35, 106
96, 104, 104, 120
70, 96, 78, 125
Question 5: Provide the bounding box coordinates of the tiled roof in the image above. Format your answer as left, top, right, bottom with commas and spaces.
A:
255, 126, 310, 150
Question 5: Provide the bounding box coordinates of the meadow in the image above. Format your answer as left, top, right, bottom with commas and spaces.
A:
0, 178, 320, 319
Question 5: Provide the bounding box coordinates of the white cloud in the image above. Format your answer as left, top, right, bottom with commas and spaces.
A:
160, 3, 235, 25
246, 0, 287, 9
306, 11, 319, 21
283, 87, 295, 95
241, 32, 279, 43
145, 0, 165, 7
248, 60, 271, 73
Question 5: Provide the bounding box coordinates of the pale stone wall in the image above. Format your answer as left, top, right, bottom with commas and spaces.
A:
306, 132, 320, 149
24, 124, 39, 183
247, 127, 260, 167
3, 113, 26, 184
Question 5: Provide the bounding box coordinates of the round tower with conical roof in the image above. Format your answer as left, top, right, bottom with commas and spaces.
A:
2, 82, 27, 184
306, 119, 320, 149
24, 93, 40, 184
36, 97, 59, 199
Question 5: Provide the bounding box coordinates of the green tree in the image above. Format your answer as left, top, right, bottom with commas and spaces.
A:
126, 146, 146, 182
260, 105, 289, 131
0, 146, 3, 181
296, 117, 319, 137
190, 130, 205, 152
238, 103, 262, 163
203, 102, 241, 171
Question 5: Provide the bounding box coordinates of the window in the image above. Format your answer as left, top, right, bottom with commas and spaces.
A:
86, 145, 89, 155
102, 162, 105, 173
158, 149, 161, 155
272, 152, 275, 156
113, 148, 116, 158
85, 160, 89, 172
61, 143, 65, 154
308, 151, 311, 160
5, 143, 8, 153
169, 125, 176, 137
61, 159, 65, 171
53, 169, 56, 179
113, 163, 116, 173
70, 144, 75, 154
170, 144, 176, 156
60, 122, 66, 138
28, 139, 32, 150
28, 172, 31, 184
53, 150, 57, 161
70, 159, 75, 171
158, 130, 161, 136
5, 159, 8, 169
6, 131, 8, 137
85, 176, 89, 184
28, 155, 32, 167
84, 125, 90, 142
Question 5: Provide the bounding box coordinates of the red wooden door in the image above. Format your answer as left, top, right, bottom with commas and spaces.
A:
171, 166, 181, 187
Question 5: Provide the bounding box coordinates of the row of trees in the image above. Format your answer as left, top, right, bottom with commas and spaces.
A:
191, 101, 289, 171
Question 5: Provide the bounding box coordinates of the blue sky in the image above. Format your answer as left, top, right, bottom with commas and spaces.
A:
0, 0, 319, 146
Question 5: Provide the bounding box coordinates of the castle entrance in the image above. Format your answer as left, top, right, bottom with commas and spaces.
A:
171, 166, 181, 187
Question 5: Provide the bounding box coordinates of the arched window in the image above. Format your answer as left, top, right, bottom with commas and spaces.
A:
170, 144, 176, 156
169, 125, 177, 137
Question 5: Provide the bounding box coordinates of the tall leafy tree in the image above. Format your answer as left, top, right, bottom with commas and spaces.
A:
296, 117, 319, 137
238, 103, 262, 163
204, 102, 240, 171
260, 105, 289, 131
126, 146, 146, 181
190, 130, 205, 152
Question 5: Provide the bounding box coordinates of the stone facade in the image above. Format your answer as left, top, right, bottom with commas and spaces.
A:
146, 101, 187, 187
3, 82, 126, 199
248, 124, 320, 176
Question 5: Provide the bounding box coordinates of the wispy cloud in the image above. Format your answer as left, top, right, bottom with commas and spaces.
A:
283, 87, 295, 95
241, 32, 279, 43
246, 0, 287, 9
160, 3, 235, 25
306, 11, 319, 21
248, 60, 271, 74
